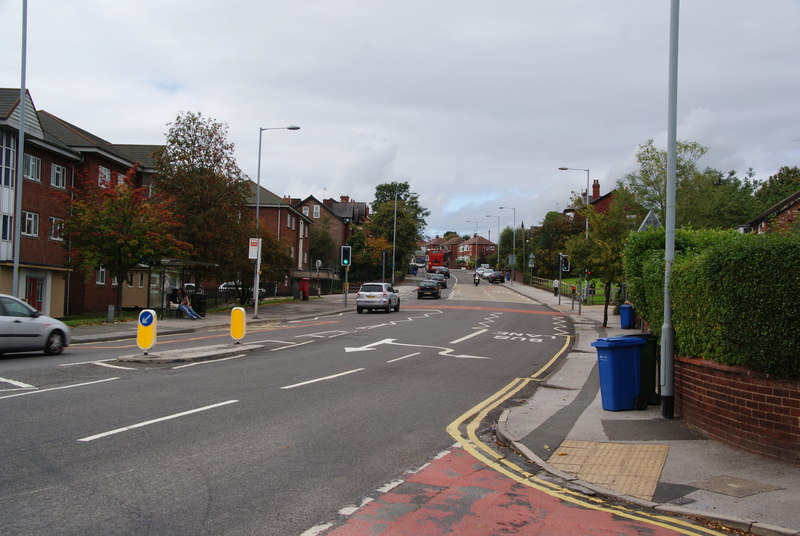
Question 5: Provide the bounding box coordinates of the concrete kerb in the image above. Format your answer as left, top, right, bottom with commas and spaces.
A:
117, 343, 265, 364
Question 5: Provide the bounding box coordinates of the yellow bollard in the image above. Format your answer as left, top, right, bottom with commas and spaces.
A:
231, 307, 246, 343
137, 309, 157, 355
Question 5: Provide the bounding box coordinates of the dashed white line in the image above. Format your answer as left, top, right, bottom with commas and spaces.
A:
93, 362, 135, 370
449, 329, 487, 345
77, 399, 238, 442
172, 354, 246, 369
280, 368, 365, 390
386, 352, 420, 363
0, 377, 119, 400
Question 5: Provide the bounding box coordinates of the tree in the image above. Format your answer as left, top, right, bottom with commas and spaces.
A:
753, 166, 800, 213
565, 190, 641, 326
531, 211, 584, 278
373, 181, 430, 231
308, 215, 337, 269
676, 167, 758, 229
620, 138, 708, 224
61, 167, 190, 316
152, 111, 251, 281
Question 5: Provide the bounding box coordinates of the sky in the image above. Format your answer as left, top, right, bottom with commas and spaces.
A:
2, 1, 799, 240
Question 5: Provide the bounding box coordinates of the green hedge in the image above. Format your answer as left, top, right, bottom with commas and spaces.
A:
624, 229, 800, 379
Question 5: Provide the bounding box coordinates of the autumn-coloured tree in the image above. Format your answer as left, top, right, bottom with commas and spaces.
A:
61, 166, 190, 316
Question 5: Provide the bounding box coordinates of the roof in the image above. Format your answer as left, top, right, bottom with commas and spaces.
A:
246, 182, 310, 221
324, 198, 369, 223
743, 188, 800, 227
441, 236, 465, 246
295, 195, 346, 222
463, 235, 496, 246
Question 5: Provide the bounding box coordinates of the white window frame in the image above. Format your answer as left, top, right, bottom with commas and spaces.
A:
48, 217, 64, 241
313, 205, 320, 219
23, 154, 41, 182
96, 267, 107, 285
302, 206, 309, 216
138, 272, 145, 288
51, 164, 67, 189
98, 166, 111, 188
22, 211, 39, 237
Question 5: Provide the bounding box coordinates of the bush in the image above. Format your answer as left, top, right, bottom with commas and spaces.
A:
624, 229, 800, 378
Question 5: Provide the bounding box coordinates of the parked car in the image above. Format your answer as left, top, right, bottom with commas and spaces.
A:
356, 283, 400, 313
0, 294, 71, 356
218, 281, 266, 299
481, 269, 494, 280
429, 273, 447, 288
475, 268, 486, 277
488, 271, 505, 284
417, 280, 442, 299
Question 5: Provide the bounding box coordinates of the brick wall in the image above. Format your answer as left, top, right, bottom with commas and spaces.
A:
675, 355, 800, 465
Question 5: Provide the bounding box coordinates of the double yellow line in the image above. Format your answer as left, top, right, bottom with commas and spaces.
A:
445, 335, 723, 536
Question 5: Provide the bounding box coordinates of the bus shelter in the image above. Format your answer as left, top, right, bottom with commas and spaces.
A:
146, 258, 218, 319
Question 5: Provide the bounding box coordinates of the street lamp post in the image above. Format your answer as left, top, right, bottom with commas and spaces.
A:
498, 206, 515, 284
253, 125, 300, 318
391, 192, 398, 285
559, 167, 590, 314
466, 220, 478, 268
486, 214, 500, 272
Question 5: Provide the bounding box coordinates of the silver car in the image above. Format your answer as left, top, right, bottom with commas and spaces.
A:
355, 283, 400, 314
0, 294, 71, 356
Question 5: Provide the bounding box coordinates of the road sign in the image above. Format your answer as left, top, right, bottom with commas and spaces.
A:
248, 238, 261, 260
231, 307, 246, 342
137, 309, 157, 353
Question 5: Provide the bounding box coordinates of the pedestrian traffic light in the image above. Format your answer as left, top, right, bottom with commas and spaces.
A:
340, 245, 352, 267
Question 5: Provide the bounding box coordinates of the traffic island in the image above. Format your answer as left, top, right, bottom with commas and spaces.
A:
117, 343, 265, 363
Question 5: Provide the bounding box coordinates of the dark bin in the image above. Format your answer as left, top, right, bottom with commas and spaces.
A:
193, 293, 207, 317
622, 334, 660, 406
619, 304, 635, 329
590, 337, 647, 411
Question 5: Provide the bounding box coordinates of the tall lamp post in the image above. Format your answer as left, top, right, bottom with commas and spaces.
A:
391, 191, 398, 285
253, 125, 300, 318
486, 214, 500, 270
558, 167, 590, 240
466, 220, 478, 268
498, 206, 515, 284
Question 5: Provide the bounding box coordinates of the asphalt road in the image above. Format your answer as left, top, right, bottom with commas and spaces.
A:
0, 275, 571, 535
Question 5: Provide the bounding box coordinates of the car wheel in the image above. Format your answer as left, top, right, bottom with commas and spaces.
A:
385, 303, 392, 313
45, 330, 65, 355
394, 300, 400, 312
357, 307, 364, 314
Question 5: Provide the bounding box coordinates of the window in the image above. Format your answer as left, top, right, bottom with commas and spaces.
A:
96, 267, 106, 285
127, 273, 134, 287
291, 216, 296, 231
286, 215, 291, 228
22, 211, 39, 237
138, 272, 145, 288
313, 205, 320, 219
51, 164, 67, 189
48, 217, 64, 241
302, 206, 309, 216
1, 214, 12, 240
98, 166, 111, 188
1, 131, 16, 187
23, 154, 41, 181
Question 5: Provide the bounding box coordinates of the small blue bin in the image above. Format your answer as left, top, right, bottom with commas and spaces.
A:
591, 337, 646, 411
619, 304, 635, 329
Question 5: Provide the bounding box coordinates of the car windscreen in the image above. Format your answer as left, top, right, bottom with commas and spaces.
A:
360, 284, 384, 292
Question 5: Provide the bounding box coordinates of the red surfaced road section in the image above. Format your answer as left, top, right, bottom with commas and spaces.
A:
324, 448, 690, 536
407, 304, 572, 316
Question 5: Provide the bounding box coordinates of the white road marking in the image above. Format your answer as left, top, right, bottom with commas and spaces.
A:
61, 358, 117, 367
299, 524, 333, 536
0, 377, 36, 389
271, 340, 313, 352
386, 352, 420, 363
280, 368, 365, 390
0, 377, 119, 401
172, 354, 246, 369
449, 329, 487, 344
93, 362, 136, 370
77, 399, 238, 442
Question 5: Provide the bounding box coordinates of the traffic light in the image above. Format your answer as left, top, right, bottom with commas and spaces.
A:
560, 254, 570, 272
340, 245, 352, 267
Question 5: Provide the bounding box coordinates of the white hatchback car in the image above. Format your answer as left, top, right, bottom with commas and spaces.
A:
0, 294, 71, 356
355, 283, 400, 313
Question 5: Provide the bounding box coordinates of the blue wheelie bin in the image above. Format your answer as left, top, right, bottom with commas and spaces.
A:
619, 304, 635, 329
591, 337, 648, 411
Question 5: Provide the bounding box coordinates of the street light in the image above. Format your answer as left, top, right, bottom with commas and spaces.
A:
486, 214, 499, 270
253, 125, 300, 318
558, 167, 590, 240
498, 206, 515, 284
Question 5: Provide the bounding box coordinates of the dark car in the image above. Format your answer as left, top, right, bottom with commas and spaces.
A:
434, 266, 450, 278
429, 273, 447, 289
417, 280, 441, 299
488, 271, 505, 284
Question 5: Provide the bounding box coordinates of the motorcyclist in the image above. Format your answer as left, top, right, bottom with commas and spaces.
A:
473, 272, 480, 285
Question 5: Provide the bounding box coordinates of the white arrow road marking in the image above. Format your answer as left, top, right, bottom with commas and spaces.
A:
344, 338, 395, 352
346, 338, 490, 360
0, 377, 36, 390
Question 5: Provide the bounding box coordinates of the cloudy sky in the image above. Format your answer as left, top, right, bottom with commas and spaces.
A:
2, 1, 799, 239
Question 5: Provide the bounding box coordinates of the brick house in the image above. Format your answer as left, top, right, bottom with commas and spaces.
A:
1, 89, 157, 316
247, 183, 312, 295
456, 235, 496, 267
738, 189, 800, 234
440, 235, 464, 267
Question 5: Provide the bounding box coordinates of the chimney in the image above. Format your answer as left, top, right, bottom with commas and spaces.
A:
340, 195, 350, 203
592, 180, 600, 201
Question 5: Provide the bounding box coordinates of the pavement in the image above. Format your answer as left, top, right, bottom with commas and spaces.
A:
68, 285, 800, 535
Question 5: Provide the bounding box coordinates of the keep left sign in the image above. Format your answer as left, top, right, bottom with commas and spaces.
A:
137, 309, 157, 353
